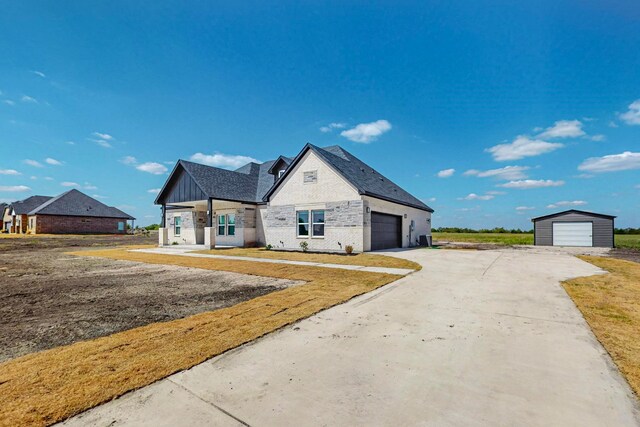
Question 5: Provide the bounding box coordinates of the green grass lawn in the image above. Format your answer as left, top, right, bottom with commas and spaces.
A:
615, 234, 640, 249
433, 232, 640, 249
432, 232, 534, 245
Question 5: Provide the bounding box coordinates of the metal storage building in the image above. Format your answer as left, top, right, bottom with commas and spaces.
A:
531, 209, 615, 248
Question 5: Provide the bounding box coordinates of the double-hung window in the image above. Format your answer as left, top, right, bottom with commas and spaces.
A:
297, 210, 325, 238
217, 214, 226, 235
174, 216, 181, 235
227, 214, 235, 236
311, 210, 325, 237
297, 211, 309, 237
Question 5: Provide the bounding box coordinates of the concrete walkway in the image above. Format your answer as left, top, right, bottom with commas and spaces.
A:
130, 247, 416, 275
61, 248, 640, 426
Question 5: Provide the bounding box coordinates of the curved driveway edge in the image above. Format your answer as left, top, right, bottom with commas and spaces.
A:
62, 248, 640, 427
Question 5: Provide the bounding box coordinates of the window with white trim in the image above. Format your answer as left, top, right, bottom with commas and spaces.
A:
311, 210, 325, 237
217, 214, 226, 235
227, 214, 236, 236
278, 169, 285, 178
297, 210, 309, 237
297, 210, 325, 238
174, 216, 181, 235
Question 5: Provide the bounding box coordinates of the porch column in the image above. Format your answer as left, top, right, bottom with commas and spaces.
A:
204, 198, 215, 249
158, 204, 168, 246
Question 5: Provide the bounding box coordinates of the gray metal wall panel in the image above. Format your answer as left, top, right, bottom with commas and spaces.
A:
534, 212, 614, 247
160, 168, 207, 204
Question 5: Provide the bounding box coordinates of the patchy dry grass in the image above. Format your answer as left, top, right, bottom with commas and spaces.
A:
0, 248, 403, 426
195, 247, 421, 270
563, 256, 640, 397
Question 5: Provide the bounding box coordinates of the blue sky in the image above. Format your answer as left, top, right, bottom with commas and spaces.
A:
1, 1, 639, 228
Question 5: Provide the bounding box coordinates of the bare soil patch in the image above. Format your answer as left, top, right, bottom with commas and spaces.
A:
0, 248, 401, 426
0, 236, 300, 362
609, 248, 640, 264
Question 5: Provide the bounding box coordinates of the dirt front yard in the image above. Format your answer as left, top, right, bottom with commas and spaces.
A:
0, 235, 300, 362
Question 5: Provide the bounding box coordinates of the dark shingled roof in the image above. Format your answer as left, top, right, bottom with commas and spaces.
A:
531, 209, 616, 222
11, 195, 53, 215
28, 189, 135, 219
307, 145, 433, 212
158, 144, 432, 212
178, 160, 262, 203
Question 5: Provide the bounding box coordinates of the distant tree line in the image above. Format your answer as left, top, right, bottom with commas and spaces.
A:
614, 228, 640, 235
144, 224, 160, 231
432, 227, 533, 234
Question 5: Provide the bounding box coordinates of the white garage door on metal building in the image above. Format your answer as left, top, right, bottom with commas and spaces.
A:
552, 222, 593, 247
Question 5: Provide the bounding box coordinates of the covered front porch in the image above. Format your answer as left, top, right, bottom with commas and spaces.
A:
154, 159, 264, 249
158, 199, 260, 249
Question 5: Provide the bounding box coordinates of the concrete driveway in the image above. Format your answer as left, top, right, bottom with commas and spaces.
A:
62, 248, 640, 426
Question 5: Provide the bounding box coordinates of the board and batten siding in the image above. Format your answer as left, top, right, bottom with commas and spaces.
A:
534, 212, 614, 247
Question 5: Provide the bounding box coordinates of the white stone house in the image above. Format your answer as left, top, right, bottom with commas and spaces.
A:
155, 144, 433, 252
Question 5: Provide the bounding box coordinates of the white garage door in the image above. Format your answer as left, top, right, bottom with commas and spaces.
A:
552, 222, 593, 247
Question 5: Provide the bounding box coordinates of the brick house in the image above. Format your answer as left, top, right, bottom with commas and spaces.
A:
2, 190, 134, 234
2, 195, 53, 234
155, 144, 433, 252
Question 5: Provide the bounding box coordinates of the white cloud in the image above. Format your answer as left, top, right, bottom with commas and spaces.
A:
148, 188, 161, 194
578, 151, 640, 173
24, 159, 43, 168
21, 95, 38, 104
486, 136, 563, 161
136, 162, 168, 175
320, 122, 346, 133
426, 197, 436, 202
340, 119, 392, 143
458, 193, 494, 201
498, 179, 565, 189
45, 157, 63, 166
515, 206, 535, 211
92, 194, 108, 199
619, 99, 640, 125
3, 100, 15, 106
95, 139, 112, 148
486, 190, 506, 195
31, 70, 46, 78
437, 168, 455, 178
190, 153, 259, 169
547, 200, 587, 209
83, 183, 97, 190
0, 185, 30, 192
537, 120, 585, 139
90, 132, 114, 148
65, 141, 75, 145
61, 181, 79, 187
0, 169, 21, 175
121, 156, 138, 165
30, 176, 37, 180
463, 165, 530, 180
589, 134, 605, 142
44, 176, 54, 181
575, 173, 594, 179
93, 132, 113, 140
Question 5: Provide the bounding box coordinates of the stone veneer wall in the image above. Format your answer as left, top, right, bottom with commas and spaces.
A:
263, 200, 365, 252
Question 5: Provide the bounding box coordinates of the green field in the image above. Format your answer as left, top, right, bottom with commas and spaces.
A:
432, 232, 533, 245
432, 232, 640, 249
615, 234, 640, 249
